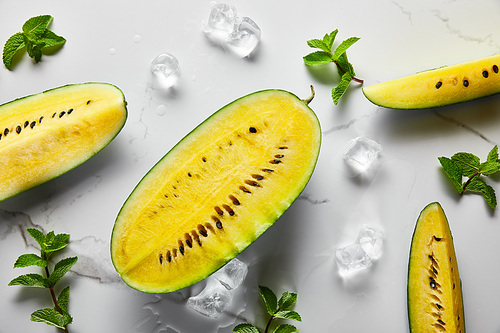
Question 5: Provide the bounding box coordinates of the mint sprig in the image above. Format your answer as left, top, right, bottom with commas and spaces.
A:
303, 29, 363, 105
233, 286, 301, 333
439, 145, 500, 209
3, 15, 66, 69
9, 228, 77, 332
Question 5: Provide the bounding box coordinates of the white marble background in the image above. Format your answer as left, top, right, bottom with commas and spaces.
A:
1, 0, 500, 332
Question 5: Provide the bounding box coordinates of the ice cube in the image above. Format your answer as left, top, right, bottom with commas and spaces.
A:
212, 258, 248, 290
227, 17, 261, 58
356, 224, 384, 260
187, 278, 232, 318
150, 53, 181, 89
335, 243, 372, 275
203, 2, 238, 43
344, 137, 382, 174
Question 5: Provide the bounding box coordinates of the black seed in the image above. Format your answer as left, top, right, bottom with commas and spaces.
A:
245, 180, 260, 187
229, 194, 240, 205
24, 121, 29, 128
261, 168, 274, 173
270, 159, 282, 164
437, 319, 445, 325
453, 283, 455, 289
0, 134, 2, 140
167, 251, 172, 262
463, 79, 469, 87
52, 112, 57, 118
30, 121, 36, 129
214, 206, 224, 215
239, 186, 251, 193
179, 246, 184, 255
159, 254, 163, 264
483, 70, 489, 78
249, 127, 257, 133
39, 116, 44, 123
16, 126, 21, 134
188, 172, 192, 177
202, 157, 207, 162
59, 111, 66, 118
186, 239, 192, 248
223, 204, 235, 216
4, 128, 9, 136
87, 100, 91, 105
279, 146, 288, 149
67, 108, 73, 114
216, 221, 223, 229
252, 174, 264, 180
434, 236, 442, 241
435, 81, 443, 89
199, 229, 208, 237
275, 154, 284, 158
494, 65, 499, 73
436, 303, 443, 310
433, 267, 438, 274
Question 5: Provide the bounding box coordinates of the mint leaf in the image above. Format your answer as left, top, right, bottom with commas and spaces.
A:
259, 285, 278, 315
332, 37, 360, 61
31, 308, 72, 329
57, 286, 70, 313
45, 232, 70, 253
27, 228, 46, 248
233, 323, 261, 333
278, 291, 297, 309
13, 254, 47, 268
2, 32, 25, 69
9, 273, 48, 288
274, 310, 302, 322
39, 29, 66, 49
332, 72, 353, 105
22, 15, 53, 38
467, 177, 497, 209
306, 39, 329, 52
323, 30, 338, 51
303, 51, 333, 65
47, 256, 77, 287
451, 152, 480, 177
438, 157, 463, 193
273, 324, 299, 333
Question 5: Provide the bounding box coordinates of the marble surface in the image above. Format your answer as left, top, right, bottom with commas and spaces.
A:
1, 0, 500, 332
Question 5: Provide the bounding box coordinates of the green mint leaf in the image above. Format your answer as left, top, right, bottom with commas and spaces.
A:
479, 160, 500, 176
13, 253, 47, 268
438, 157, 463, 193
27, 228, 46, 248
451, 152, 480, 177
47, 256, 77, 287
332, 37, 360, 61
259, 285, 278, 315
233, 323, 261, 333
273, 324, 299, 333
8, 273, 48, 288
31, 307, 71, 329
306, 39, 330, 52
323, 30, 338, 51
274, 310, 302, 322
336, 52, 355, 77
57, 286, 71, 313
278, 291, 297, 309
39, 29, 66, 49
466, 177, 497, 209
303, 51, 333, 65
22, 15, 53, 38
332, 72, 353, 105
487, 145, 499, 163
2, 32, 25, 69
45, 233, 70, 254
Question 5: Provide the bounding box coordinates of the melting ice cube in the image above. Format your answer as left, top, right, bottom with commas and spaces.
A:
344, 137, 382, 174
335, 243, 372, 275
187, 278, 233, 318
150, 53, 181, 89
212, 258, 248, 290
203, 2, 261, 58
356, 224, 384, 260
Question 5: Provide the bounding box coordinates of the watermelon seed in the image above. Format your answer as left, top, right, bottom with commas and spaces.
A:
214, 206, 224, 215
435, 81, 443, 89
239, 185, 251, 193
179, 243, 185, 255
202, 157, 207, 162
249, 127, 257, 133
437, 319, 445, 326
39, 116, 44, 123
24, 121, 29, 128
429, 277, 437, 289
251, 174, 264, 180
185, 233, 193, 248
188, 172, 192, 177
191, 231, 202, 246
59, 111, 66, 118
87, 100, 91, 105
0, 134, 2, 140
16, 126, 21, 134
279, 146, 288, 149
198, 225, 208, 237
436, 303, 443, 310
493, 65, 499, 73
186, 239, 192, 248
463, 79, 469, 87
167, 251, 172, 262
261, 168, 274, 173
229, 194, 240, 205
245, 179, 261, 187
30, 121, 36, 129
275, 154, 284, 158
432, 266, 438, 275
4, 128, 9, 136
483, 70, 489, 78
270, 159, 282, 164
68, 108, 73, 114
52, 112, 57, 118
216, 221, 223, 229
434, 236, 442, 241
159, 254, 163, 264
222, 204, 235, 215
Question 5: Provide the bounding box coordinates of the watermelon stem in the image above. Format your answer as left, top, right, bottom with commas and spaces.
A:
303, 85, 316, 105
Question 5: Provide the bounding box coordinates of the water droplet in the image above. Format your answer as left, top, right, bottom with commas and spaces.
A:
133, 35, 142, 43
109, 48, 117, 55
156, 105, 167, 116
